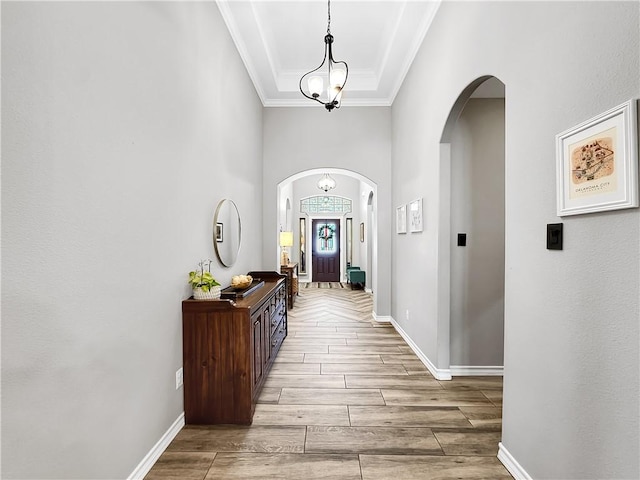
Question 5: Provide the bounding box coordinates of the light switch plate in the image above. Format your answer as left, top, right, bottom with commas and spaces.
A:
547, 223, 563, 250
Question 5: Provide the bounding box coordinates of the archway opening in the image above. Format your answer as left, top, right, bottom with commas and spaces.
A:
439, 75, 506, 377
437, 74, 507, 461
276, 168, 379, 312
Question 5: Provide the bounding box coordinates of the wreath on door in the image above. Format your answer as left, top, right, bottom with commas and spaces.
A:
318, 224, 335, 240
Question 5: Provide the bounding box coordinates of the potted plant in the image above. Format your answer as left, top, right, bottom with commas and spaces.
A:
188, 259, 221, 300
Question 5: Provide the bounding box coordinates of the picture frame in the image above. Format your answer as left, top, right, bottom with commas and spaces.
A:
409, 198, 423, 233
556, 99, 638, 216
360, 222, 365, 242
396, 205, 407, 234
216, 222, 224, 243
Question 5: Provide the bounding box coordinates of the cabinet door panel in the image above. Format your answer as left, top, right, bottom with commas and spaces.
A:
183, 312, 211, 424
262, 304, 273, 366
209, 312, 233, 423
251, 313, 263, 389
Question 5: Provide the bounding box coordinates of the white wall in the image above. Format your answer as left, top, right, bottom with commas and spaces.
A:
1, 2, 263, 478
263, 107, 391, 315
392, 1, 639, 478
450, 98, 505, 367
278, 183, 293, 234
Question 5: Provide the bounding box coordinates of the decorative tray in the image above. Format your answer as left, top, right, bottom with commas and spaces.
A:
220, 280, 265, 299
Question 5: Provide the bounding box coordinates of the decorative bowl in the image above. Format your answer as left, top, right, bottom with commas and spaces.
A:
231, 275, 253, 290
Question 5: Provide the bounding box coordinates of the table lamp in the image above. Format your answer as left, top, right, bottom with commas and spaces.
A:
279, 231, 294, 266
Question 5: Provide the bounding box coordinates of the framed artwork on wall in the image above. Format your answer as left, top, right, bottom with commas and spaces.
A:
360, 222, 365, 242
396, 205, 407, 234
216, 222, 224, 243
556, 98, 638, 216
409, 198, 423, 233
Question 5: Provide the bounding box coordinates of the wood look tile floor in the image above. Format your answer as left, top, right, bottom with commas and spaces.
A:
146, 283, 512, 480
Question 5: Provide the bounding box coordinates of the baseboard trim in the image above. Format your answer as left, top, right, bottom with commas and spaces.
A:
127, 412, 185, 480
389, 317, 452, 380
450, 365, 504, 376
371, 311, 392, 324
498, 442, 532, 480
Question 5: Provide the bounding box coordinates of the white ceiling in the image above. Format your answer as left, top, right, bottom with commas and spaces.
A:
216, 0, 442, 107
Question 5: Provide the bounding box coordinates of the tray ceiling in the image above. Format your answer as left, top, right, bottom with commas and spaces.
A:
216, 0, 442, 107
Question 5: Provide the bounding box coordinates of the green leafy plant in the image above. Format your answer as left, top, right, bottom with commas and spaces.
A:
188, 259, 221, 292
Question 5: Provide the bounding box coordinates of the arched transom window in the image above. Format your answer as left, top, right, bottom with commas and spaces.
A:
300, 195, 352, 214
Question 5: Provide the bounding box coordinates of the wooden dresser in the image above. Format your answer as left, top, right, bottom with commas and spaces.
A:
182, 271, 287, 425
280, 263, 298, 309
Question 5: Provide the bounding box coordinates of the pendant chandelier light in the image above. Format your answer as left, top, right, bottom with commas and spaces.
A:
299, 0, 349, 112
317, 173, 337, 192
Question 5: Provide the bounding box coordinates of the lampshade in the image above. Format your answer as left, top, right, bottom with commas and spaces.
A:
330, 68, 346, 87
308, 76, 324, 98
279, 231, 294, 247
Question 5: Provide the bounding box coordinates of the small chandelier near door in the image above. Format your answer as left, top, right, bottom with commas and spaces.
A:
317, 173, 336, 192
299, 0, 349, 112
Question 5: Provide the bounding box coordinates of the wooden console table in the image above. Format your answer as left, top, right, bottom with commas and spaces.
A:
280, 263, 298, 309
182, 271, 287, 425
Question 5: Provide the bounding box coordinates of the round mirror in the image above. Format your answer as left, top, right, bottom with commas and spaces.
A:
213, 199, 241, 267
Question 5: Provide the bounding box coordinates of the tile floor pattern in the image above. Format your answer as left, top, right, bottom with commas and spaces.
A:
146, 284, 512, 479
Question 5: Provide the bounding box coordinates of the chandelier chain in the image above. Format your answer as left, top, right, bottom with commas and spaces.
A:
327, 0, 331, 34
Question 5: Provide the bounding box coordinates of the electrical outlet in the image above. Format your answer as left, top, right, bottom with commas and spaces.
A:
175, 367, 183, 390
405, 309, 410, 320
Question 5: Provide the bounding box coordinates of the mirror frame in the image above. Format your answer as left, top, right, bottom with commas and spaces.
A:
213, 199, 242, 267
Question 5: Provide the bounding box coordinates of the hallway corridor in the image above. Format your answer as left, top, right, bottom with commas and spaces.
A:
146, 284, 511, 479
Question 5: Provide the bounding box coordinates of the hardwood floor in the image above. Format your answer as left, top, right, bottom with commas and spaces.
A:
145, 283, 511, 479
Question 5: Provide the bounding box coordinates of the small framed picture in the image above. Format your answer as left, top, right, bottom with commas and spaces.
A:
396, 205, 407, 234
409, 198, 423, 233
556, 99, 638, 216
360, 222, 365, 242
216, 222, 224, 243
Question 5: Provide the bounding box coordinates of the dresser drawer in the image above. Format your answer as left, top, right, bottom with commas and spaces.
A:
271, 319, 286, 355
270, 304, 285, 335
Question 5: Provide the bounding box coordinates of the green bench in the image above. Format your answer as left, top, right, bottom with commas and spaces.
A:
347, 266, 366, 290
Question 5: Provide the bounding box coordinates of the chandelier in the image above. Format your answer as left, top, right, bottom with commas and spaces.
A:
317, 173, 336, 192
299, 0, 349, 112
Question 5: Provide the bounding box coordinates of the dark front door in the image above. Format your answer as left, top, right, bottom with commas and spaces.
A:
312, 219, 340, 282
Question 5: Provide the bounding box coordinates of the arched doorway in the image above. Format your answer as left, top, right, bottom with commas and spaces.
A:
276, 168, 380, 311
366, 191, 374, 292
438, 76, 506, 377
